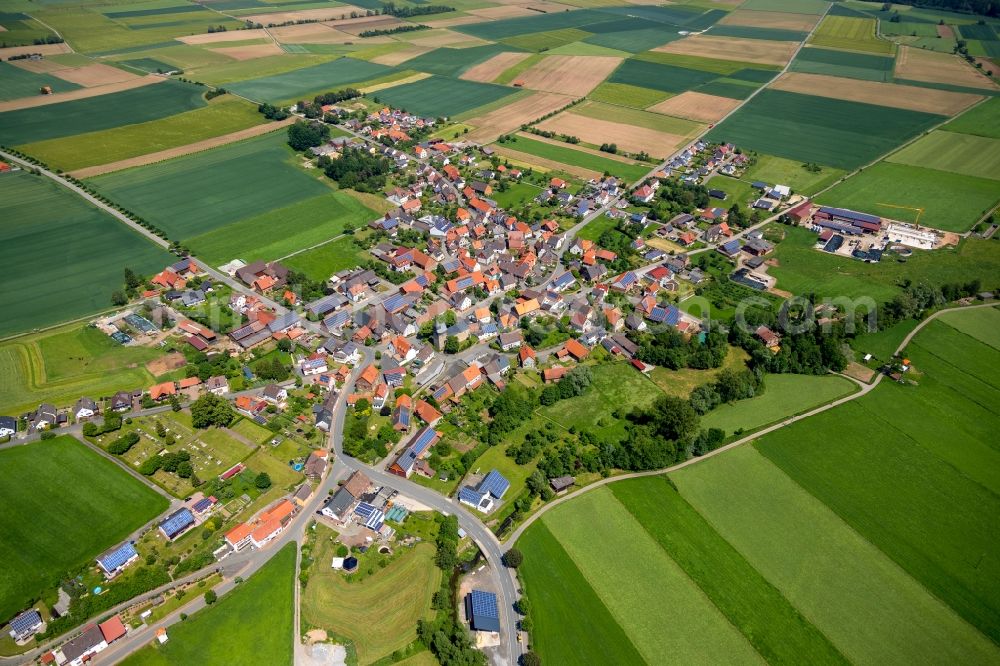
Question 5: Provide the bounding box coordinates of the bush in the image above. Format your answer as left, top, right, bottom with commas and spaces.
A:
255, 472, 272, 489
39, 431, 56, 440
204, 590, 217, 605
503, 548, 523, 569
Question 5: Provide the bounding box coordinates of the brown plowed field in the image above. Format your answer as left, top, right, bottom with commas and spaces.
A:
718, 9, 820, 31
771, 71, 982, 114
69, 117, 294, 178
653, 34, 797, 66
895, 45, 999, 90
646, 91, 742, 123
460, 52, 532, 82
464, 91, 572, 143
534, 113, 685, 155
51, 63, 139, 87
215, 43, 285, 60
0, 74, 162, 112
338, 17, 408, 35
371, 45, 434, 65
515, 55, 622, 96
0, 43, 70, 59
9, 58, 68, 73
936, 24, 954, 38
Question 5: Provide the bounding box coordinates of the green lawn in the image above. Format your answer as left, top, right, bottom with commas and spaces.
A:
671, 446, 1000, 665
575, 214, 618, 242
89, 132, 331, 240
0, 436, 169, 624
701, 374, 857, 436
817, 161, 1000, 231
886, 130, 1000, 181
941, 97, 1000, 138
539, 488, 764, 664
768, 225, 1000, 301
0, 324, 161, 416
283, 235, 370, 281
703, 175, 757, 206
0, 79, 207, 145
587, 82, 670, 108
488, 182, 544, 210
0, 171, 172, 339
936, 306, 1000, 350
849, 317, 918, 360
187, 190, 377, 266
122, 543, 295, 665
498, 135, 650, 182
611, 476, 849, 665
19, 96, 267, 172
741, 153, 847, 195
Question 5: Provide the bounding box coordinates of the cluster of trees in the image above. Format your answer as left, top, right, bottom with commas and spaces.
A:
206, 25, 228, 33
82, 413, 122, 438
689, 367, 765, 415
204, 88, 227, 100
258, 103, 290, 121
112, 266, 146, 306
894, 0, 997, 16
418, 515, 486, 666
286, 269, 331, 301
297, 88, 362, 118
359, 24, 428, 37
381, 2, 455, 17
319, 147, 393, 192
524, 127, 580, 144
342, 408, 400, 461
140, 450, 194, 479
634, 328, 728, 371
486, 388, 535, 444
599, 143, 618, 154
539, 365, 592, 405
288, 120, 331, 151
256, 357, 290, 382
190, 393, 236, 429
107, 432, 140, 455
879, 278, 982, 329
183, 349, 236, 383
596, 222, 640, 273
647, 179, 710, 220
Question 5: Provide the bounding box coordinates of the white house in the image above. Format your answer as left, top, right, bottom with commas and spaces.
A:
74, 398, 98, 420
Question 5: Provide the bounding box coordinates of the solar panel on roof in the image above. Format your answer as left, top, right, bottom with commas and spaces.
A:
98, 542, 137, 572
160, 509, 194, 538
479, 470, 510, 498
470, 590, 499, 620
354, 502, 376, 519
9, 610, 42, 637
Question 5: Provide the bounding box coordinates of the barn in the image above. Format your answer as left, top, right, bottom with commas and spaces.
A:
466, 589, 501, 632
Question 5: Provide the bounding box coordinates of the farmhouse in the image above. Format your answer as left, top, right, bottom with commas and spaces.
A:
224, 523, 254, 552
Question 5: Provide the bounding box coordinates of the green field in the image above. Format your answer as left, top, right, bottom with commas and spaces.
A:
88, 132, 331, 240
886, 130, 1000, 180
809, 15, 896, 54
701, 374, 857, 435
546, 41, 630, 57
0, 324, 161, 416
571, 100, 704, 135
490, 181, 545, 209
0, 80, 207, 145
0, 436, 168, 624
302, 533, 440, 665
0, 171, 172, 339
709, 24, 810, 42
0, 11, 57, 46
671, 445, 1000, 664
502, 28, 596, 51
704, 175, 757, 205
498, 135, 650, 181
583, 25, 680, 53
187, 190, 377, 266
227, 57, 392, 103
706, 89, 945, 169
817, 161, 999, 231
587, 82, 669, 108
610, 59, 720, 93
768, 226, 1000, 301
789, 46, 896, 81
375, 75, 519, 118
0, 61, 80, 101
740, 0, 830, 12
638, 51, 782, 75
122, 543, 295, 665
19, 96, 266, 172
942, 97, 1000, 138
850, 317, 918, 360
405, 44, 518, 77
937, 306, 1000, 350
740, 153, 847, 195
283, 235, 370, 281
453, 8, 610, 41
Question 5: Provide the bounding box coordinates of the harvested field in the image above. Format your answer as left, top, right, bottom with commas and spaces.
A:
460, 51, 533, 82
179, 28, 269, 44
51, 63, 139, 86
215, 43, 285, 60
339, 17, 408, 36
245, 7, 363, 24
371, 44, 434, 66
467, 5, 539, 19
534, 113, 684, 155
718, 9, 820, 32
895, 46, 999, 90
647, 91, 741, 123
514, 54, 622, 95
270, 23, 372, 44
69, 116, 293, 178
0, 74, 161, 113
407, 29, 489, 47
423, 16, 485, 29
0, 43, 70, 59
771, 72, 982, 115
9, 58, 68, 73
465, 91, 571, 143
654, 35, 798, 67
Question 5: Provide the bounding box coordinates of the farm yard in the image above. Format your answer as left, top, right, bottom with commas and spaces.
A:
122, 544, 295, 666
522, 315, 1000, 664
0, 436, 168, 625
0, 171, 171, 338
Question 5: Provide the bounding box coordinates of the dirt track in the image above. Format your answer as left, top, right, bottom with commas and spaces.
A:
69, 117, 294, 178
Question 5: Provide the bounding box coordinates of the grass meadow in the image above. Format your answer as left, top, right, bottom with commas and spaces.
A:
0, 80, 207, 145
937, 306, 1000, 349
701, 374, 857, 436
187, 190, 377, 267
705, 89, 944, 170
740, 153, 847, 195
89, 132, 330, 240
810, 15, 896, 54
817, 161, 1000, 231
0, 436, 168, 624
0, 172, 171, 338
886, 130, 1000, 180
942, 97, 1000, 138
850, 318, 919, 360
302, 533, 439, 665
283, 236, 370, 281
497, 135, 650, 181
227, 57, 392, 103
122, 543, 295, 665
789, 46, 896, 81
586, 82, 670, 108
374, 75, 519, 118
0, 324, 160, 416
0, 61, 80, 101
19, 96, 266, 172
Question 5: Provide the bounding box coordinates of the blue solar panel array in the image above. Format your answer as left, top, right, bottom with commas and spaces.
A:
9, 610, 42, 638
458, 486, 484, 505
97, 541, 137, 572
468, 590, 500, 632
364, 509, 384, 531
354, 502, 377, 519
411, 427, 439, 456
479, 470, 510, 498
617, 272, 638, 288
383, 293, 408, 313
395, 406, 411, 429
160, 508, 195, 539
